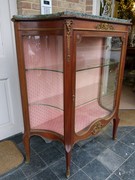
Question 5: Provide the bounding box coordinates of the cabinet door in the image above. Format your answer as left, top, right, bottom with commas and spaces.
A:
74, 34, 122, 134
22, 35, 64, 135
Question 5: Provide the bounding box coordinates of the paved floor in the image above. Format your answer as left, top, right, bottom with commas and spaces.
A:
1, 124, 135, 180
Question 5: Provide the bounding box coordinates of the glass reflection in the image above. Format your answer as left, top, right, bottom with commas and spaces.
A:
75, 36, 122, 133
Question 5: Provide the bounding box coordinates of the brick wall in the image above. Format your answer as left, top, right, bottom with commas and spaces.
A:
52, 0, 85, 13
17, 0, 93, 15
86, 0, 93, 14
17, 0, 40, 15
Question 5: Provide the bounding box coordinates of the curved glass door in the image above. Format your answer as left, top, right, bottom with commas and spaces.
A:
75, 35, 122, 134
23, 35, 64, 135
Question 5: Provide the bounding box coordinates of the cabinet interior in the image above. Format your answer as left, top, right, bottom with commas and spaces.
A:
22, 35, 122, 135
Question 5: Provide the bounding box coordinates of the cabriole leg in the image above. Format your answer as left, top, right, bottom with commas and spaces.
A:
113, 117, 120, 140
66, 150, 71, 178
23, 133, 30, 163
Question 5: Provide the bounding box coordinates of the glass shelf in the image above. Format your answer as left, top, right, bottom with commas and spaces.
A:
25, 64, 63, 73
29, 104, 63, 111
25, 60, 118, 73
27, 83, 116, 113
76, 61, 119, 72
29, 93, 63, 111
76, 91, 116, 109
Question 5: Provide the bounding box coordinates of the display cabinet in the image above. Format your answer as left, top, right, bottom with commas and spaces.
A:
12, 12, 131, 177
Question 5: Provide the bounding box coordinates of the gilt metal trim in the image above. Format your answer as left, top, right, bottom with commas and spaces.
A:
65, 20, 73, 62
91, 121, 103, 135
96, 23, 114, 31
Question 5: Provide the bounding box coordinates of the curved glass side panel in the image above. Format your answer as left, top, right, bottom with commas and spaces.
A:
99, 37, 122, 111
23, 35, 64, 135
75, 35, 122, 134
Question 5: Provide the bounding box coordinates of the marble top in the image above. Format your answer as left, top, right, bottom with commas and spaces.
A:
12, 11, 131, 24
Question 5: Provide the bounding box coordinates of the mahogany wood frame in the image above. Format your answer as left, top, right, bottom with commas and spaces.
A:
12, 15, 131, 177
